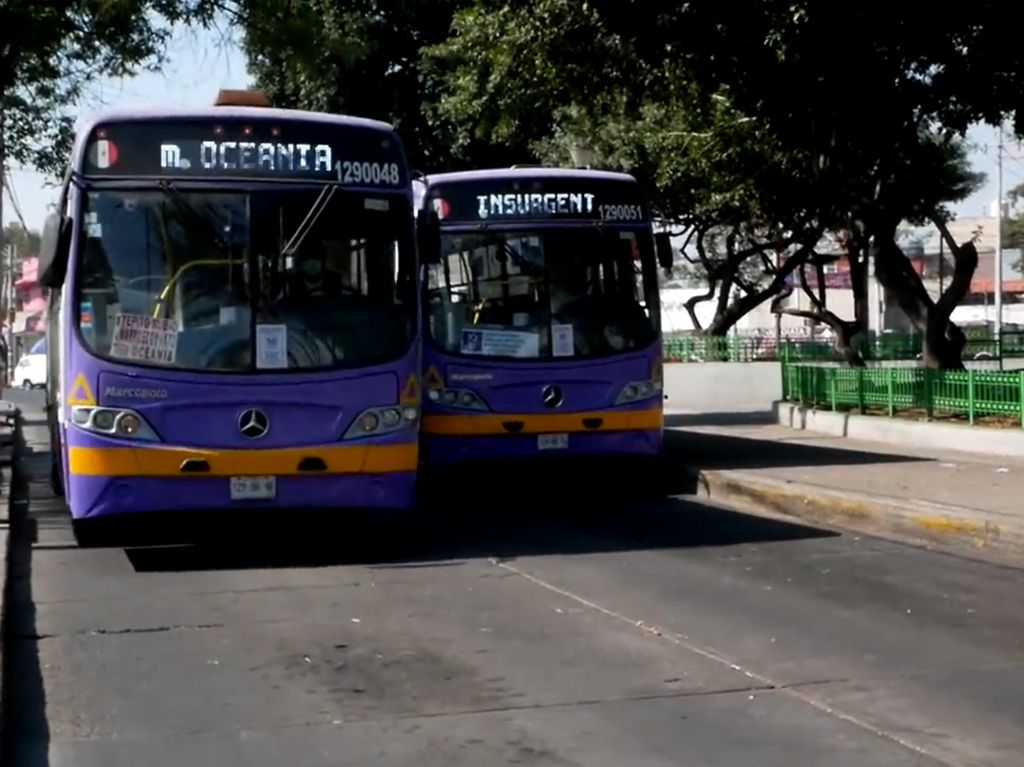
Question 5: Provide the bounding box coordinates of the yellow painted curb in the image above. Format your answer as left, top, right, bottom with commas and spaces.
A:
686, 468, 1021, 566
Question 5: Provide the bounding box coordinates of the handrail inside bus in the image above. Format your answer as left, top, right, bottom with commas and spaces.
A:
151, 258, 246, 319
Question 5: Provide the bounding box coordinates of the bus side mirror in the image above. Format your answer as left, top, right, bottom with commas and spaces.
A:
39, 212, 72, 289
416, 209, 441, 265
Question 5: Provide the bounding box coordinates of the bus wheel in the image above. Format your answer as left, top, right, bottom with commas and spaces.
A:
72, 519, 110, 548
49, 455, 65, 497
21, 379, 32, 389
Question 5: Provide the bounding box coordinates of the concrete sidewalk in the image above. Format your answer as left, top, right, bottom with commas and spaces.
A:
665, 411, 1024, 567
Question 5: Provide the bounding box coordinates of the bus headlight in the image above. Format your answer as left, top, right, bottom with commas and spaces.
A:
71, 406, 161, 442
425, 388, 488, 411
343, 406, 418, 439
614, 379, 662, 405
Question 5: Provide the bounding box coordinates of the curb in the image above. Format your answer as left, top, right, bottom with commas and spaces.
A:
774, 400, 1024, 459
0, 405, 20, 753
689, 467, 1024, 566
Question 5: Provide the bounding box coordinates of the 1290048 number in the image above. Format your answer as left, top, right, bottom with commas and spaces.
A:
599, 204, 644, 221
335, 161, 402, 186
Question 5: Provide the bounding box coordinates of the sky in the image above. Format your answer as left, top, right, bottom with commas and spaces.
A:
3, 24, 250, 234
4, 27, 1024, 235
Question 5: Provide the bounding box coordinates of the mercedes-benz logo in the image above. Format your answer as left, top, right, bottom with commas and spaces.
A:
238, 408, 269, 439
541, 385, 563, 409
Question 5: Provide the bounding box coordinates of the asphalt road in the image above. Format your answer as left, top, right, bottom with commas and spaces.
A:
3, 392, 1023, 766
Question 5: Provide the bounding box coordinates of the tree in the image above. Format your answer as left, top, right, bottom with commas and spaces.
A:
427, 6, 828, 339
0, 1, 223, 178
654, 1, 1012, 368
428, 0, 1005, 367
1007, 183, 1024, 272
239, 0, 507, 172
2, 223, 40, 258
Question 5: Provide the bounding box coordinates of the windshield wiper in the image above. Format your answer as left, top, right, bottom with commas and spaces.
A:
280, 184, 339, 259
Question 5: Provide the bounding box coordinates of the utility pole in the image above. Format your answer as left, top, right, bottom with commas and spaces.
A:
4, 243, 13, 383
0, 104, 6, 387
774, 248, 781, 351
996, 122, 1004, 355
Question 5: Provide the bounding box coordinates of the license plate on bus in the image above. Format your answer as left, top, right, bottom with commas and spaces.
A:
230, 476, 277, 500
537, 433, 569, 450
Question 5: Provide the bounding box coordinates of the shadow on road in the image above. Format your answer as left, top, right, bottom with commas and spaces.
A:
2, 412, 51, 767
664, 410, 777, 427
664, 426, 929, 471
122, 476, 839, 573
9, 390, 846, 577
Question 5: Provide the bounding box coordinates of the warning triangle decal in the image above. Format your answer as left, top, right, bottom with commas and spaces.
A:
400, 373, 420, 405
423, 364, 444, 391
67, 372, 96, 406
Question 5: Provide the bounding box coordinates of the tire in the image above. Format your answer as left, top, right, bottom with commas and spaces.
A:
72, 518, 110, 548
49, 454, 65, 497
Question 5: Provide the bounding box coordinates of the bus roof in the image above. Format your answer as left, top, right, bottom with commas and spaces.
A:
420, 167, 638, 186
76, 103, 395, 136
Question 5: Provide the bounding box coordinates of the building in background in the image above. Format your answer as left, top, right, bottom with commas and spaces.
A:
12, 255, 45, 360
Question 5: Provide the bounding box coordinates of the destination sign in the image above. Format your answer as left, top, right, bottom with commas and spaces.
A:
425, 176, 651, 224
80, 117, 408, 186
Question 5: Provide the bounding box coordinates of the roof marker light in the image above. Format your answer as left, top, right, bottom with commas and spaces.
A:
213, 89, 272, 108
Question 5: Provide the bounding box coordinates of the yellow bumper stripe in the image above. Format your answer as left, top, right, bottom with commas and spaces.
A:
68, 443, 419, 477
422, 407, 662, 436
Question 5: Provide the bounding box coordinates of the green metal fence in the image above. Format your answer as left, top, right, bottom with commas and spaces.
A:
781, 362, 1024, 427
663, 331, 1024, 364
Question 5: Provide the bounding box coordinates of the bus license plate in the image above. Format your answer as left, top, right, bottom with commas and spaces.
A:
230, 476, 277, 500
537, 433, 569, 450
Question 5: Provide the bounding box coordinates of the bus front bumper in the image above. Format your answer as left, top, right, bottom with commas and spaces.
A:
64, 442, 419, 519
421, 427, 663, 466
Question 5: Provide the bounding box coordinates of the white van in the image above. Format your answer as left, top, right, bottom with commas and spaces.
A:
14, 336, 47, 389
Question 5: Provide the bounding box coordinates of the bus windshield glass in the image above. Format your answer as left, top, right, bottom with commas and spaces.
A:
426, 227, 659, 359
75, 188, 415, 372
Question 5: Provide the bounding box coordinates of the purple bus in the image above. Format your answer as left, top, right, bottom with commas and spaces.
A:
414, 167, 671, 470
39, 91, 421, 546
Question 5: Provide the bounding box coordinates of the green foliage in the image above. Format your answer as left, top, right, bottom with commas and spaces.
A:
2, 223, 41, 258
429, 1, 993, 233
241, 0, 496, 171
0, 0, 223, 176
1007, 183, 1024, 272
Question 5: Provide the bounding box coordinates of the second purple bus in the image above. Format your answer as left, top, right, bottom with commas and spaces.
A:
40, 90, 421, 545
414, 167, 671, 467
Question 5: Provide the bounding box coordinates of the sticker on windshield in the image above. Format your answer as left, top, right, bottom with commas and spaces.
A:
87, 222, 103, 238
110, 313, 178, 364
461, 328, 539, 358
552, 324, 575, 357
79, 300, 93, 330
255, 324, 288, 369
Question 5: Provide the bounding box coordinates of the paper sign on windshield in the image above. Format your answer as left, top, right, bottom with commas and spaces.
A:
110, 313, 178, 364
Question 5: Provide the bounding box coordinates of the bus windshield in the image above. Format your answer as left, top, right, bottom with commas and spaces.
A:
75, 188, 415, 372
426, 227, 659, 360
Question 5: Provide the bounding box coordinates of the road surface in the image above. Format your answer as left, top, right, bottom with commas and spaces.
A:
3, 392, 1023, 766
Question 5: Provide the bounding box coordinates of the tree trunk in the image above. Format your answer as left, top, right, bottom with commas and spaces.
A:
704, 245, 814, 336
871, 226, 976, 370
833, 321, 867, 367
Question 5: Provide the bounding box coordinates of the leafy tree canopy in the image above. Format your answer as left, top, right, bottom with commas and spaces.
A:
240, 0, 514, 171
0, 0, 223, 177
2, 222, 40, 258
424, 0, 1005, 365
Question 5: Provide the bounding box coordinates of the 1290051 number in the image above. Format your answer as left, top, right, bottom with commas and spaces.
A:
335, 161, 402, 186
598, 204, 644, 221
